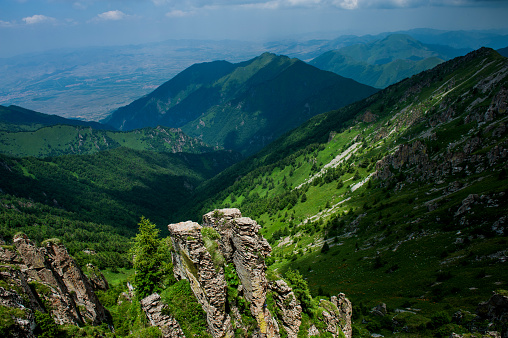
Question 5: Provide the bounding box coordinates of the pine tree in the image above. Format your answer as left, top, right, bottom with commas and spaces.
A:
130, 217, 174, 299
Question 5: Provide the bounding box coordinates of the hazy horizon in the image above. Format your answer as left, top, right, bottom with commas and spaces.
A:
2, 0, 508, 58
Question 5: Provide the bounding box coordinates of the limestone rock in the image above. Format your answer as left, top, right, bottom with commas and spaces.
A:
202, 209, 279, 337
317, 294, 353, 338
332, 293, 353, 338
0, 234, 108, 335
270, 280, 302, 338
168, 221, 233, 338
371, 302, 388, 317
0, 286, 36, 337
203, 208, 242, 261
477, 291, 508, 323
140, 293, 186, 338
10, 234, 107, 326
308, 324, 320, 336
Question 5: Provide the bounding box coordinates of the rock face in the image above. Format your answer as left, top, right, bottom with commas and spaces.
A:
477, 291, 508, 337
270, 280, 302, 337
86, 263, 109, 291
140, 293, 186, 338
333, 293, 353, 338
168, 220, 233, 338
168, 208, 353, 338
0, 234, 108, 334
202, 209, 279, 337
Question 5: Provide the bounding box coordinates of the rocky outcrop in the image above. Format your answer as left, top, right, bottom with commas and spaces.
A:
140, 293, 186, 338
270, 280, 302, 337
202, 209, 279, 337
168, 220, 233, 338
0, 285, 36, 337
316, 294, 352, 338
169, 209, 353, 338
0, 234, 108, 334
334, 294, 353, 338
86, 263, 109, 291
477, 291, 508, 327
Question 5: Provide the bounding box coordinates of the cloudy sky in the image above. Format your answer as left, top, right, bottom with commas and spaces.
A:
1, 0, 508, 57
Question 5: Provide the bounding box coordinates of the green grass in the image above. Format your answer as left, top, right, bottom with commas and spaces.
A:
101, 268, 135, 287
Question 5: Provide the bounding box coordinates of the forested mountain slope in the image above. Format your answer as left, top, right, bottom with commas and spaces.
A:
0, 147, 240, 236
180, 48, 508, 336
0, 124, 216, 158
105, 52, 378, 155
0, 105, 112, 132
310, 34, 469, 88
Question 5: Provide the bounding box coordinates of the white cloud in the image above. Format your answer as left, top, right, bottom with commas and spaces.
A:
22, 14, 56, 25
166, 9, 196, 17
0, 20, 16, 27
95, 10, 128, 21
169, 0, 508, 10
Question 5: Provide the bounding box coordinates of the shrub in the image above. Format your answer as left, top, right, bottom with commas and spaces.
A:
429, 311, 451, 329
285, 269, 313, 314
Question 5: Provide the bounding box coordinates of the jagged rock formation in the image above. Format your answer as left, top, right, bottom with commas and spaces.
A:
202, 209, 279, 337
140, 293, 186, 338
0, 234, 108, 335
166, 208, 353, 338
86, 263, 109, 291
477, 291, 508, 337
334, 294, 353, 338
269, 280, 302, 337
168, 220, 234, 337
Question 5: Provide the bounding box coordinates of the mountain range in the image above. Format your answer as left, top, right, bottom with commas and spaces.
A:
104, 52, 378, 155
309, 34, 470, 88
0, 46, 507, 337
2, 29, 506, 123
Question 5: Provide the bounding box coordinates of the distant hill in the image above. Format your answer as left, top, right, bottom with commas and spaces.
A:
0, 124, 217, 158
0, 105, 112, 132
104, 52, 378, 155
498, 46, 508, 57
310, 34, 470, 88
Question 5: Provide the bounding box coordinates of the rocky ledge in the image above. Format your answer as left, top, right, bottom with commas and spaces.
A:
0, 234, 108, 336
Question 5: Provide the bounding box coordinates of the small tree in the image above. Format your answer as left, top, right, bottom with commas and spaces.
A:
321, 242, 330, 254
130, 217, 174, 299
285, 268, 313, 314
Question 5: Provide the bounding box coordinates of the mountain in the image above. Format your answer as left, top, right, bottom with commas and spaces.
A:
104, 52, 378, 155
310, 34, 470, 88
178, 48, 508, 336
0, 124, 217, 158
0, 104, 112, 132
2, 29, 504, 123
498, 46, 508, 57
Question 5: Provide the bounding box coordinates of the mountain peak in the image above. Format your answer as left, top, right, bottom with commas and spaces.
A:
104, 53, 377, 155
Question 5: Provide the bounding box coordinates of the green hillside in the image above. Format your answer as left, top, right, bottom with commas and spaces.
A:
0, 104, 111, 132
310, 34, 469, 88
105, 52, 378, 155
0, 147, 240, 233
0, 124, 216, 157
182, 48, 508, 336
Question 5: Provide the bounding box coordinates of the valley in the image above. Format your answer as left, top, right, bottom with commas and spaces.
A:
0, 39, 507, 337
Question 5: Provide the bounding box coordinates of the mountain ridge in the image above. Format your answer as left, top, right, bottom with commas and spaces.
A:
104, 52, 378, 155
309, 34, 470, 88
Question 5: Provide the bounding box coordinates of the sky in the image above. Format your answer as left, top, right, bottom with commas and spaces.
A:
1, 0, 508, 57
